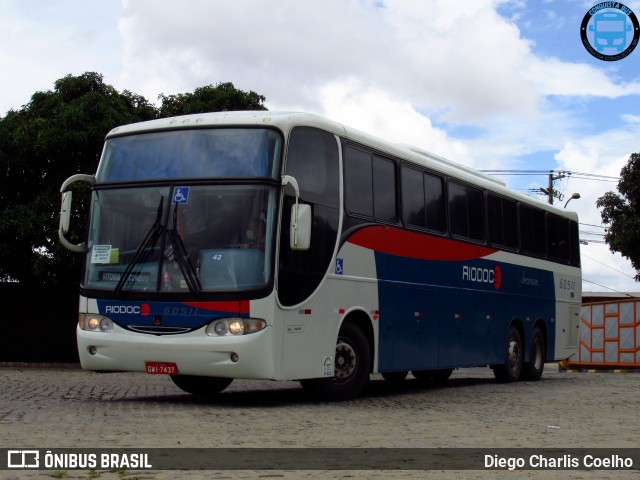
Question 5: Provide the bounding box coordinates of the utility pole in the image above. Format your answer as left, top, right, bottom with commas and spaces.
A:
539, 171, 567, 205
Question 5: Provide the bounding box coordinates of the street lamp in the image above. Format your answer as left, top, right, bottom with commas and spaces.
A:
564, 192, 581, 208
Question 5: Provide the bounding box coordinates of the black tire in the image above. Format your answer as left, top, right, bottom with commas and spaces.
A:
492, 325, 523, 383
300, 322, 371, 400
412, 369, 453, 383
521, 327, 545, 381
170, 375, 233, 395
381, 371, 408, 383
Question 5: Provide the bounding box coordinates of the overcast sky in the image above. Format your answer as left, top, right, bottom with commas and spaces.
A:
1, 0, 639, 293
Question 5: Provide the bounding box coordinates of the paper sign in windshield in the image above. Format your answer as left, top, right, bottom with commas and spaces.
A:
91, 245, 118, 264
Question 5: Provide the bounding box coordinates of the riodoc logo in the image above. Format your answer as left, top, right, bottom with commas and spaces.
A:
580, 3, 640, 61
462, 265, 502, 290
104, 303, 151, 316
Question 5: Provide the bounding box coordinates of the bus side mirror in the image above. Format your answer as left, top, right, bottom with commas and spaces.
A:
290, 203, 311, 251
282, 175, 311, 251
60, 191, 72, 234
59, 173, 95, 252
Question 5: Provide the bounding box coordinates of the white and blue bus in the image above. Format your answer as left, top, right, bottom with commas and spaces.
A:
59, 111, 581, 400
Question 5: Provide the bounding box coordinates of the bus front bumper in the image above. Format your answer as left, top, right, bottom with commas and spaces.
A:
76, 323, 275, 379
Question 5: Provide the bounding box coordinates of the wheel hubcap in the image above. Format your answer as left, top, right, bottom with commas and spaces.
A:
334, 339, 357, 380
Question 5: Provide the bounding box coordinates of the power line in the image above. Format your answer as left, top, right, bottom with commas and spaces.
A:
583, 278, 639, 298
566, 171, 620, 181
479, 169, 621, 204
480, 169, 620, 182
580, 222, 607, 229
582, 253, 636, 279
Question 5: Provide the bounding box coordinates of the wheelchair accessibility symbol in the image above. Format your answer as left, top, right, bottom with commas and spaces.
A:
172, 187, 190, 205
335, 258, 344, 275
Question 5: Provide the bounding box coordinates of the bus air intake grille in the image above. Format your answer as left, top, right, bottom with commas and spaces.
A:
128, 326, 193, 335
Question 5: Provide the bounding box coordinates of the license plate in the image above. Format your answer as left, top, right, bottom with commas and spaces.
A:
145, 362, 178, 375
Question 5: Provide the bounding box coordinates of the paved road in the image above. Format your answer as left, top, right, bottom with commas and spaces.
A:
1, 364, 638, 479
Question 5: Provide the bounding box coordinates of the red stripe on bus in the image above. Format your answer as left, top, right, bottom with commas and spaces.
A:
182, 301, 250, 314
347, 225, 497, 261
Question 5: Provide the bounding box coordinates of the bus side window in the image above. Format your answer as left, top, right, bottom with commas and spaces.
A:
344, 146, 374, 218
487, 193, 518, 250
401, 166, 426, 229
344, 146, 396, 222
401, 166, 445, 233
548, 213, 571, 263
278, 127, 340, 307
448, 181, 484, 242
520, 204, 546, 257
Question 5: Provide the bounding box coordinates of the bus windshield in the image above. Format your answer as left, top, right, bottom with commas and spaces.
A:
84, 184, 277, 294
97, 128, 281, 182
83, 127, 283, 295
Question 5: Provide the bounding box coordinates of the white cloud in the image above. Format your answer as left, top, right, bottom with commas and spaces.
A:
318, 78, 473, 164
524, 57, 640, 97
118, 0, 542, 122
0, 1, 123, 115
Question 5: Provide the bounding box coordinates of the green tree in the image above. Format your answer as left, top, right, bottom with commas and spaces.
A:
0, 73, 269, 361
596, 152, 640, 282
159, 82, 267, 117
0, 72, 157, 287
0, 74, 268, 288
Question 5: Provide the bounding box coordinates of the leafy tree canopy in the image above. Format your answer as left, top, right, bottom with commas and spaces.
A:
0, 73, 267, 288
596, 152, 640, 282
159, 82, 267, 117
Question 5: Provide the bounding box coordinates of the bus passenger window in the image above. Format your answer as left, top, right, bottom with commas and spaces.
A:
344, 148, 396, 222
345, 147, 374, 217
401, 166, 426, 229
372, 156, 396, 222
449, 181, 484, 242
487, 193, 518, 250
548, 213, 570, 262
401, 167, 445, 232
423, 173, 445, 232
520, 205, 546, 256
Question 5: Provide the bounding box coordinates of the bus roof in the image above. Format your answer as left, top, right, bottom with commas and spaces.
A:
106, 111, 577, 220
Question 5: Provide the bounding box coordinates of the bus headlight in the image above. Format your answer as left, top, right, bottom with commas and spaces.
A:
79, 314, 113, 333
206, 318, 266, 336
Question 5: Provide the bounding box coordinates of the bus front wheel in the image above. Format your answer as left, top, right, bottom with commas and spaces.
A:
492, 325, 523, 383
300, 322, 371, 400
170, 375, 233, 396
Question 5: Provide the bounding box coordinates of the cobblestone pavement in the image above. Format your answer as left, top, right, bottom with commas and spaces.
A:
1, 364, 639, 479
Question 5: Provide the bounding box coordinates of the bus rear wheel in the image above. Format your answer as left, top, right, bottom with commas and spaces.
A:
521, 326, 545, 381
170, 375, 233, 396
492, 325, 523, 383
300, 322, 371, 401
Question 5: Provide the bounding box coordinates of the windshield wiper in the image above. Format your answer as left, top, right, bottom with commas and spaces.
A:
166, 203, 202, 294
115, 196, 164, 296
